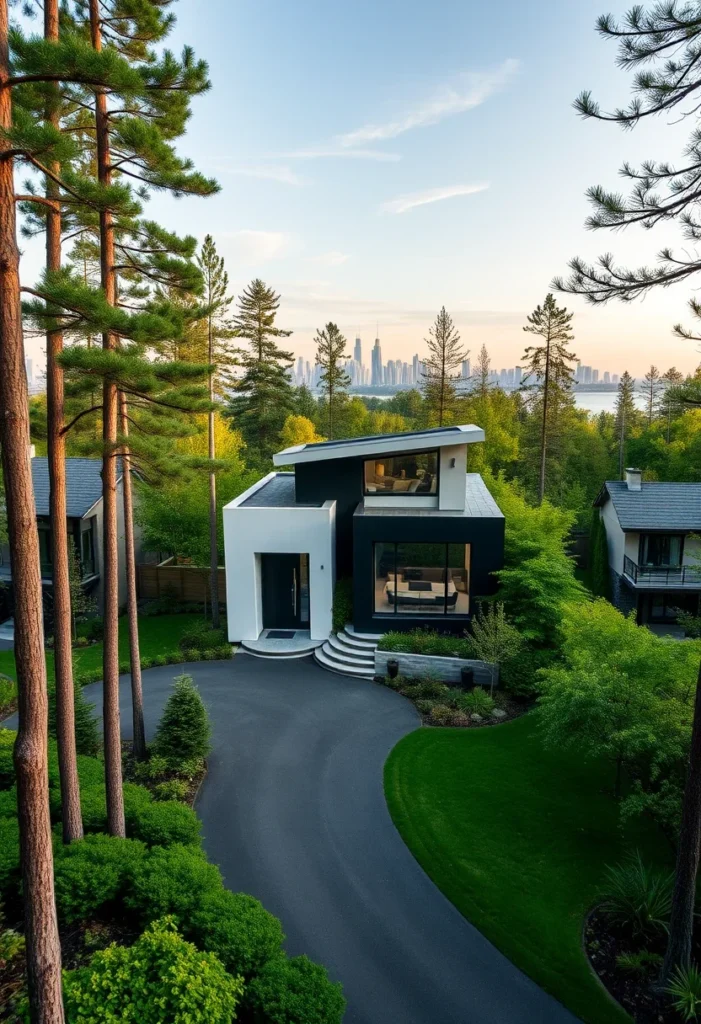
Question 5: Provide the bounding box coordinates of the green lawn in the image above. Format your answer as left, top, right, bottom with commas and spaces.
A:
0, 613, 205, 687
384, 715, 669, 1024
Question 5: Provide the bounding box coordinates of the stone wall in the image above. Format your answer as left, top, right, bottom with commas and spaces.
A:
375, 650, 494, 687
610, 570, 637, 618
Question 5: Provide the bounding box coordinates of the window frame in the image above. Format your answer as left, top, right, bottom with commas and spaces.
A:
362, 448, 440, 498
372, 541, 470, 618
638, 533, 685, 568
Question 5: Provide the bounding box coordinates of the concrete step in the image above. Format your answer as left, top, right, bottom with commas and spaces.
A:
344, 624, 384, 642
337, 629, 378, 653
314, 643, 375, 679
327, 633, 375, 662
242, 648, 314, 661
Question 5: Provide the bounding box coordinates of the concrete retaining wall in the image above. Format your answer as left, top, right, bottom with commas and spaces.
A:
375, 650, 494, 687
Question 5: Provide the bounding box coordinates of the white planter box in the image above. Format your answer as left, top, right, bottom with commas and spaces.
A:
374, 650, 495, 687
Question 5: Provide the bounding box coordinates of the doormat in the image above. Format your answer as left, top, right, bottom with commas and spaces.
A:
266, 630, 296, 640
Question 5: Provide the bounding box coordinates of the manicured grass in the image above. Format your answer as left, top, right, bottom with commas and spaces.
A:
384, 715, 669, 1024
0, 613, 205, 687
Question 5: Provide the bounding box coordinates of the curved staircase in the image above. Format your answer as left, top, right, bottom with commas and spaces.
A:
314, 626, 380, 679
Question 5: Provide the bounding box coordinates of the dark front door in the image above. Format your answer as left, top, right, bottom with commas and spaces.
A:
261, 554, 308, 630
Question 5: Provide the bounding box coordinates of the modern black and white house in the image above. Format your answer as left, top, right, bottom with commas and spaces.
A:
223, 425, 505, 661
594, 469, 701, 630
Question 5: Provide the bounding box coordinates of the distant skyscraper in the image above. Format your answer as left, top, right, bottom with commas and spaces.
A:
592, 369, 599, 384
371, 338, 382, 386
612, 373, 619, 385
25, 358, 32, 387
461, 358, 471, 381
603, 371, 610, 384
354, 336, 362, 366
514, 366, 523, 387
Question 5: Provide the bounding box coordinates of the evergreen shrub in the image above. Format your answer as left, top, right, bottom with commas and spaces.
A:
245, 953, 346, 1024
130, 800, 201, 848
53, 834, 147, 924
188, 888, 284, 977
63, 917, 243, 1024
154, 674, 211, 763
125, 844, 223, 924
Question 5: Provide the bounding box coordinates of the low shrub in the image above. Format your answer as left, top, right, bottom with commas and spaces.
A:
332, 578, 353, 633
379, 628, 471, 659
500, 645, 556, 698
133, 755, 169, 783
154, 674, 211, 764
0, 675, 16, 713
79, 617, 104, 642
0, 922, 24, 963
178, 622, 227, 653
119, 661, 131, 675
153, 654, 167, 667
184, 648, 200, 662
429, 705, 454, 725
63, 917, 244, 1024
125, 844, 223, 924
175, 756, 205, 780
215, 644, 233, 660
615, 950, 662, 977
245, 953, 346, 1024
0, 731, 13, 791
74, 668, 102, 687
0, 817, 20, 899
454, 689, 495, 717
0, 788, 17, 819
415, 699, 436, 714
81, 782, 153, 835
189, 888, 284, 977
154, 780, 189, 802
598, 852, 673, 939
53, 834, 147, 924
130, 800, 201, 848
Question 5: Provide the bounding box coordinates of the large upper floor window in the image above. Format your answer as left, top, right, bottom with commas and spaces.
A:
363, 450, 438, 496
639, 534, 683, 568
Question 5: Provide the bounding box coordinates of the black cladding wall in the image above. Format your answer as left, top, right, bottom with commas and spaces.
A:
294, 457, 365, 577
352, 508, 505, 634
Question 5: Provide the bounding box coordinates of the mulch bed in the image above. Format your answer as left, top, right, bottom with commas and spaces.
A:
585, 908, 684, 1023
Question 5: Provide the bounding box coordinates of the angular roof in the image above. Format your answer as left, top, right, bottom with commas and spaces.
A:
32, 457, 107, 518
238, 473, 322, 509
273, 424, 484, 466
594, 480, 701, 531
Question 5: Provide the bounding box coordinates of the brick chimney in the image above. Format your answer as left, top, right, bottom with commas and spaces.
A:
625, 467, 642, 491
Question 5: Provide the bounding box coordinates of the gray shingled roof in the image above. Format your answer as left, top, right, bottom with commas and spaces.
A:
31, 457, 105, 518
596, 480, 701, 531
238, 473, 322, 508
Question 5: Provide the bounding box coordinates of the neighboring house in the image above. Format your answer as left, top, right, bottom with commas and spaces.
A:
594, 468, 701, 627
223, 424, 505, 642
0, 456, 139, 619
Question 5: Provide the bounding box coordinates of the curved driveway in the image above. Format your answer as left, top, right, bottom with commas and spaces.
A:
78, 654, 578, 1024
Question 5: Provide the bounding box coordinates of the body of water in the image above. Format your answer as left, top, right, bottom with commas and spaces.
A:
353, 390, 642, 415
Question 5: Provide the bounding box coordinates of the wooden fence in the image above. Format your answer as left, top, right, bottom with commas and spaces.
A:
136, 558, 227, 605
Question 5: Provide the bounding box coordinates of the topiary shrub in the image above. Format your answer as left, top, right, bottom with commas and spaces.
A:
130, 800, 201, 848
53, 834, 147, 924
63, 917, 243, 1024
245, 953, 345, 1024
188, 888, 284, 978
154, 674, 211, 764
125, 844, 223, 925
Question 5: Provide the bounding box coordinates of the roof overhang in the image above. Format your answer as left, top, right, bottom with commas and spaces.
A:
273, 424, 485, 467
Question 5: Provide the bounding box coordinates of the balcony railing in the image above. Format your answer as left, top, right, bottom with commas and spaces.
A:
623, 555, 701, 587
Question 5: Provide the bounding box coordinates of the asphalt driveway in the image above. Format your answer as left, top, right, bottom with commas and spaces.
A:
72, 655, 577, 1023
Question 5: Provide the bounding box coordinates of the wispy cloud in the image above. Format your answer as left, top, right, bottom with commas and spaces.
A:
221, 164, 302, 185
337, 60, 518, 148
380, 183, 489, 215
282, 147, 400, 163
309, 251, 351, 267
218, 230, 291, 263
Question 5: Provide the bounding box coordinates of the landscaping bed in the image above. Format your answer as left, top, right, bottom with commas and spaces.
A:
381, 674, 527, 727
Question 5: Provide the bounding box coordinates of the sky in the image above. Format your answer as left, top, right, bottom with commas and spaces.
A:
19, 0, 701, 378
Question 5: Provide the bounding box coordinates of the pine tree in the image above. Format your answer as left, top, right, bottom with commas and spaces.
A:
658, 367, 685, 441
614, 371, 636, 478
521, 294, 577, 503
471, 343, 492, 398
314, 322, 349, 439
293, 383, 318, 421
66, 539, 97, 641
197, 235, 235, 629
229, 279, 294, 465
420, 306, 468, 426
639, 365, 663, 426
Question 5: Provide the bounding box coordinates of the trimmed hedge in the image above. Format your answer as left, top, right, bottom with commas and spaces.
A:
53, 834, 147, 925
130, 800, 201, 848
188, 888, 284, 978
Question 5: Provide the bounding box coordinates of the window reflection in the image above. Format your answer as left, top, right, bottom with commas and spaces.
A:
364, 450, 438, 495
374, 542, 470, 616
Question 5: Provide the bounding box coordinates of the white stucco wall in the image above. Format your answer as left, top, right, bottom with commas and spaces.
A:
684, 535, 701, 568
600, 499, 626, 573
223, 476, 336, 642
438, 444, 469, 511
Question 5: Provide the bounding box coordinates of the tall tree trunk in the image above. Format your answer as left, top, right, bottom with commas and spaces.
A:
0, 3, 65, 1016
119, 394, 146, 759
44, 0, 83, 845
538, 329, 551, 504
90, 0, 125, 837
661, 660, 701, 984
207, 312, 219, 629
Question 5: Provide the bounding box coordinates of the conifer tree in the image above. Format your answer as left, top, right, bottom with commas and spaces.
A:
314, 322, 349, 439
471, 343, 493, 398
294, 382, 318, 421
229, 279, 294, 465
639, 364, 662, 426
197, 235, 234, 628
614, 370, 637, 478
659, 367, 685, 440
521, 294, 577, 503
420, 306, 467, 426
